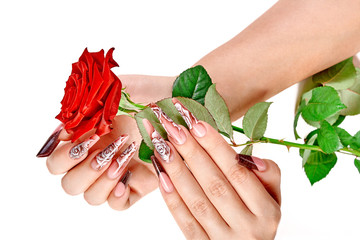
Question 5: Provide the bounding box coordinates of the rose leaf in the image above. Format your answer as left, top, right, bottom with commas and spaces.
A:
172, 65, 213, 105
301, 86, 346, 122
240, 145, 253, 155
338, 70, 360, 115
354, 158, 360, 174
243, 102, 272, 140
334, 126, 353, 147
204, 84, 233, 141
304, 152, 337, 185
138, 140, 153, 163
317, 120, 343, 154
312, 57, 356, 90
350, 131, 360, 150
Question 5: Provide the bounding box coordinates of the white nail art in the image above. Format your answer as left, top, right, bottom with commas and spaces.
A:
95, 135, 127, 170
114, 142, 137, 175
69, 135, 98, 159
151, 130, 171, 162
150, 104, 182, 132
174, 102, 198, 129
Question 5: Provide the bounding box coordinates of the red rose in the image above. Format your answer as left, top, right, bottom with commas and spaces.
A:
56, 48, 122, 142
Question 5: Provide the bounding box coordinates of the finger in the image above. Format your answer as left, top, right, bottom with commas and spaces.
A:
61, 136, 128, 196
107, 161, 158, 211
252, 159, 281, 205
156, 160, 209, 240
83, 142, 136, 205
172, 99, 279, 217
143, 118, 229, 238
46, 134, 100, 175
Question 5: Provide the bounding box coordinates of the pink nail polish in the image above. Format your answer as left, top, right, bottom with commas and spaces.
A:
149, 103, 187, 145
69, 135, 100, 159
107, 142, 137, 179
143, 119, 172, 163
151, 156, 174, 193
172, 98, 207, 138
114, 171, 132, 197
91, 135, 129, 170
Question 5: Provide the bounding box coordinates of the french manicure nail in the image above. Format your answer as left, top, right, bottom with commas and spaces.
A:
69, 135, 100, 159
172, 98, 207, 138
143, 119, 171, 163
236, 154, 266, 171
107, 142, 137, 179
36, 123, 64, 157
149, 103, 187, 145
91, 135, 129, 170
151, 156, 174, 193
114, 171, 132, 198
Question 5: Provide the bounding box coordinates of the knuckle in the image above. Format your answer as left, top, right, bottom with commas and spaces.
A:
166, 199, 182, 212
190, 198, 209, 217
228, 164, 249, 185
83, 192, 104, 206
208, 178, 227, 198
61, 176, 80, 196
167, 165, 184, 180
181, 220, 198, 239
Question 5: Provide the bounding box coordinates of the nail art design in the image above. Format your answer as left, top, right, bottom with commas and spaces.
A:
120, 170, 132, 187
113, 142, 137, 175
151, 130, 171, 162
236, 154, 258, 170
173, 100, 198, 129
36, 123, 64, 157
150, 103, 186, 145
94, 135, 128, 170
69, 135, 100, 159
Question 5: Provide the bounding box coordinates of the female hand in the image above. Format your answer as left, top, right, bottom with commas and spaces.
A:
37, 75, 174, 210
144, 99, 281, 239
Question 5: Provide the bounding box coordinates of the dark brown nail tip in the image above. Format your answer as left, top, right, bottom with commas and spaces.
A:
151, 155, 165, 176
120, 170, 132, 187
236, 154, 259, 171
36, 124, 64, 158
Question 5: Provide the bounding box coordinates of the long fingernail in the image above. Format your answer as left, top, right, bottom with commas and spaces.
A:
108, 142, 137, 179
172, 98, 207, 138
151, 156, 174, 193
69, 135, 100, 160
143, 119, 172, 163
114, 171, 132, 198
149, 103, 187, 145
91, 135, 129, 170
36, 123, 64, 157
236, 154, 266, 171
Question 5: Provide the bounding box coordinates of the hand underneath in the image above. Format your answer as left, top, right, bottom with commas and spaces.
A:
40, 75, 174, 210
144, 100, 281, 239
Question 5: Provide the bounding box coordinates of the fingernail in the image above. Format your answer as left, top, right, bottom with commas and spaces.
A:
172, 98, 207, 138
149, 103, 187, 145
36, 123, 64, 157
91, 135, 129, 170
143, 119, 172, 163
236, 154, 266, 171
107, 142, 137, 179
114, 171, 132, 198
69, 135, 100, 160
151, 156, 174, 193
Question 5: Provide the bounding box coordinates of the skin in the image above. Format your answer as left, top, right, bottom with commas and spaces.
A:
45, 0, 360, 238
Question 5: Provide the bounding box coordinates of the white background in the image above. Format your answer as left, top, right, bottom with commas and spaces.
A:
1, 0, 360, 239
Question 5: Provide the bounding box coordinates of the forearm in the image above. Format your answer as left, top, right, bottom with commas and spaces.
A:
195, 0, 360, 120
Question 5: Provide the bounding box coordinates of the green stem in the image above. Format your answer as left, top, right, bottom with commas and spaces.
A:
231, 125, 360, 157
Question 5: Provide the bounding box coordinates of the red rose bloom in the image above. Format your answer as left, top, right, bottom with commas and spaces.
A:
56, 48, 122, 142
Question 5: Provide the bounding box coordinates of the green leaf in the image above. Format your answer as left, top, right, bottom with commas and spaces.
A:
317, 120, 342, 153
354, 158, 360, 174
119, 91, 146, 111
243, 102, 272, 140
204, 84, 233, 141
334, 127, 353, 147
304, 152, 337, 185
240, 145, 253, 155
338, 70, 360, 115
301, 86, 346, 122
138, 140, 153, 163
172, 65, 213, 105
135, 97, 217, 149
332, 115, 345, 126
294, 99, 306, 139
313, 57, 356, 90
350, 131, 360, 150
